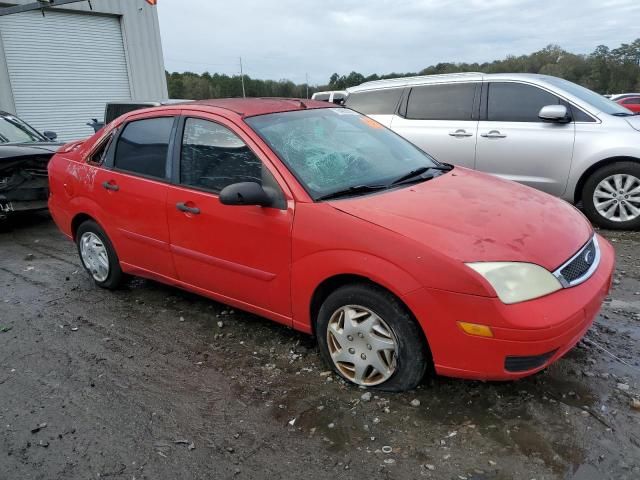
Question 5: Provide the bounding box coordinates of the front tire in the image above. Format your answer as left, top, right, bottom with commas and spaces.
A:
76, 220, 123, 289
316, 283, 429, 392
582, 161, 640, 230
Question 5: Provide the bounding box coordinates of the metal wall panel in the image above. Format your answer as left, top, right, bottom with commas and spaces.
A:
0, 0, 168, 139
0, 10, 131, 140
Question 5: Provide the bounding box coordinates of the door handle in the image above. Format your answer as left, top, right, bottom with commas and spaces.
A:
480, 130, 507, 138
176, 202, 200, 215
448, 129, 473, 137
102, 181, 119, 191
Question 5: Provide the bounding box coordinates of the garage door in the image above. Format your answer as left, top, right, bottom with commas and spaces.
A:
0, 10, 131, 141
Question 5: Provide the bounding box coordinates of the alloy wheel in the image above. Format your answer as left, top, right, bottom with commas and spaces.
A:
593, 174, 640, 223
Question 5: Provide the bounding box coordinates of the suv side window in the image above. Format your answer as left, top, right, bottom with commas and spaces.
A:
180, 118, 265, 193
487, 82, 562, 122
406, 83, 476, 121
113, 117, 174, 179
346, 88, 402, 115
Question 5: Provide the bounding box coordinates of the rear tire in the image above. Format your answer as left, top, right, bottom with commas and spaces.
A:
76, 220, 123, 289
582, 161, 640, 230
316, 283, 429, 392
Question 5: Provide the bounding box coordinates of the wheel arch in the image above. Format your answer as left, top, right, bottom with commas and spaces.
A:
574, 156, 640, 203
309, 273, 435, 374
70, 212, 96, 240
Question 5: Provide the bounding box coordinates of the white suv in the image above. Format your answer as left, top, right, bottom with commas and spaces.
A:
346, 73, 640, 230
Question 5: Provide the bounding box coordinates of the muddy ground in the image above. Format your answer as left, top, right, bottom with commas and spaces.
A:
0, 213, 639, 480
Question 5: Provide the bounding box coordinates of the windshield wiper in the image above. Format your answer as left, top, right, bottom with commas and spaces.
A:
390, 163, 452, 186
316, 184, 388, 201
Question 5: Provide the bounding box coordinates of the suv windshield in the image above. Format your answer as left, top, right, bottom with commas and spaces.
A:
245, 108, 440, 200
0, 114, 46, 143
544, 77, 632, 116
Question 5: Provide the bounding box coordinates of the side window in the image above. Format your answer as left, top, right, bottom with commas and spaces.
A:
314, 93, 330, 102
114, 117, 174, 179
180, 118, 265, 193
570, 105, 596, 123
624, 98, 640, 105
88, 132, 114, 165
406, 83, 476, 121
487, 83, 561, 122
345, 88, 402, 115
331, 93, 346, 105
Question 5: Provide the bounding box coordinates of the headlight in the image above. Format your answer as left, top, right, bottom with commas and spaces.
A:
466, 262, 562, 304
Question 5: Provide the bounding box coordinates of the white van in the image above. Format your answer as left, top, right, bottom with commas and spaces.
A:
311, 90, 347, 105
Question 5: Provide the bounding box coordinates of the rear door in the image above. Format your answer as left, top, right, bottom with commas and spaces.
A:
95, 113, 178, 278
389, 82, 479, 167
475, 82, 575, 196
166, 115, 294, 322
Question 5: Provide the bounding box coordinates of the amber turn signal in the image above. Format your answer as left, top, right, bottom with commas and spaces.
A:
457, 322, 494, 338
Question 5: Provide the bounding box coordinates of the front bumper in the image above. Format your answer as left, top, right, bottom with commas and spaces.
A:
402, 234, 615, 381
0, 176, 49, 217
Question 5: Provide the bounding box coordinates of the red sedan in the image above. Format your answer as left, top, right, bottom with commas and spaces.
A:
616, 96, 640, 113
48, 99, 615, 391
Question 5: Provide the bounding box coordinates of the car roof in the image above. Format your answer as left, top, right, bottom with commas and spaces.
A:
179, 98, 334, 117
346, 72, 570, 93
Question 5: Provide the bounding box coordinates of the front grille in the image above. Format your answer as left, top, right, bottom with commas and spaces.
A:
553, 236, 600, 287
560, 239, 597, 282
505, 350, 557, 372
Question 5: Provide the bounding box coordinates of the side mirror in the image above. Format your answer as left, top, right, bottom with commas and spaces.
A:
538, 105, 571, 123
43, 131, 58, 141
219, 182, 273, 207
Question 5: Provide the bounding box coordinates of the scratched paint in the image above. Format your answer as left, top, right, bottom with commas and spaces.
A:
66, 161, 98, 189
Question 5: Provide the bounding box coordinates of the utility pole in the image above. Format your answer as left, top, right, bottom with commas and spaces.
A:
305, 73, 309, 99
239, 57, 246, 98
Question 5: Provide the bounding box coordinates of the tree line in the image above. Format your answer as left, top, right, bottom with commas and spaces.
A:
166, 39, 640, 100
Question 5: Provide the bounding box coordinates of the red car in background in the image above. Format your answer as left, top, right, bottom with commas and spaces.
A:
47, 99, 614, 391
616, 96, 640, 113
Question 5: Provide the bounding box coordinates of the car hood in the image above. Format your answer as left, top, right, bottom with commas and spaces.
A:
0, 143, 61, 160
329, 168, 592, 271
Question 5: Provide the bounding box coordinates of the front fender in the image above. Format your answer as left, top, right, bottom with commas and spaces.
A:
290, 249, 422, 333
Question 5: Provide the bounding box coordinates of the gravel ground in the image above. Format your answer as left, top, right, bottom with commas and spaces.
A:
1, 213, 639, 480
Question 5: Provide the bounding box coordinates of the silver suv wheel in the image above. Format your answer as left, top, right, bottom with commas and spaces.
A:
593, 173, 640, 222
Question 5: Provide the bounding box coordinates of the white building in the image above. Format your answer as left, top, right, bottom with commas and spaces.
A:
0, 0, 168, 140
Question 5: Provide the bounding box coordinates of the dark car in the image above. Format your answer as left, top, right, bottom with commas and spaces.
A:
0, 111, 61, 221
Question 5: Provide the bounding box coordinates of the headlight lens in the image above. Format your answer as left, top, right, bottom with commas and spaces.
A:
466, 262, 562, 304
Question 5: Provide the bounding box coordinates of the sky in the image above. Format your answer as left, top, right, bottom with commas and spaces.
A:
157, 0, 640, 85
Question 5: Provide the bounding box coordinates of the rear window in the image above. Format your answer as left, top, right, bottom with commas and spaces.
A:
406, 83, 476, 121
345, 88, 402, 115
114, 117, 174, 179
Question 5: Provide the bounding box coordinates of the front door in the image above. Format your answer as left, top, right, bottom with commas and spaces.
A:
475, 82, 575, 196
390, 82, 479, 167
95, 114, 177, 278
166, 115, 294, 322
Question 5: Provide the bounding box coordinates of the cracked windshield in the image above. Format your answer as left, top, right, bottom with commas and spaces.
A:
246, 108, 438, 199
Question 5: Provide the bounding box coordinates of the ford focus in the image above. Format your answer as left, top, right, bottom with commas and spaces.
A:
47, 99, 615, 391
